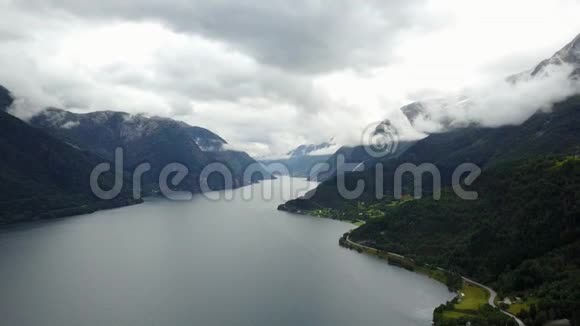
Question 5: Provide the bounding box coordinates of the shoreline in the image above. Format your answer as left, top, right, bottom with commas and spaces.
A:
0, 177, 278, 228
340, 230, 525, 326
0, 198, 143, 229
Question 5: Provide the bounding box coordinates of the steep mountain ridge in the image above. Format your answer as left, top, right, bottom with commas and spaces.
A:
30, 108, 271, 193
530, 32, 580, 77
280, 32, 580, 211
281, 95, 580, 211
30, 108, 226, 160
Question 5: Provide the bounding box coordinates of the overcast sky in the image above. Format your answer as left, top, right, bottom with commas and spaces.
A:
1, 0, 580, 157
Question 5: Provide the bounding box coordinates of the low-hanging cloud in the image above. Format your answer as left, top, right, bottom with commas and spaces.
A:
2, 1, 580, 157
407, 63, 580, 133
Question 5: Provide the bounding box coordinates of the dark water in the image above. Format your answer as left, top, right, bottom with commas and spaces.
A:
0, 177, 453, 326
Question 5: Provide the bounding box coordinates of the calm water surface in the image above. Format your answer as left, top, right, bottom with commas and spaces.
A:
0, 177, 453, 326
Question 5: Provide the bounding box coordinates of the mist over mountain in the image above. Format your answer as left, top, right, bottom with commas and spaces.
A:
283, 34, 580, 212
401, 33, 580, 134
260, 140, 336, 178
278, 35, 580, 325
0, 83, 272, 224
529, 32, 580, 78
2, 1, 580, 326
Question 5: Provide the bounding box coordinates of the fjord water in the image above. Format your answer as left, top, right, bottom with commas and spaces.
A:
0, 177, 452, 326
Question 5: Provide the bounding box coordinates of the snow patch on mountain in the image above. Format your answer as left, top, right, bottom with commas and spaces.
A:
306, 144, 341, 156
193, 137, 223, 152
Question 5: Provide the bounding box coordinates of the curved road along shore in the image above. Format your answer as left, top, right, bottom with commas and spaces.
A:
345, 235, 525, 326
461, 278, 524, 326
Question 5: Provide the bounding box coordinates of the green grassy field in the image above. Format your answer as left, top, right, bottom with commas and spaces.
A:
442, 310, 474, 319
506, 297, 538, 316
455, 283, 489, 311
440, 282, 491, 321
341, 232, 512, 325
552, 155, 580, 169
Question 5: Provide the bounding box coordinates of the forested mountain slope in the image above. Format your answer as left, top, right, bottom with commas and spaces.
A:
0, 109, 138, 224
29, 107, 271, 193
281, 96, 580, 211
350, 156, 580, 325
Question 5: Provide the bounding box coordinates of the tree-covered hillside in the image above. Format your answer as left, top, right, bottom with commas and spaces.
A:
350, 156, 579, 324
281, 96, 580, 212
278, 95, 580, 325
0, 110, 139, 224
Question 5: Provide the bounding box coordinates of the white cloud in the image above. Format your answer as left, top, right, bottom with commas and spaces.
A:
404, 63, 580, 133
60, 120, 80, 129
463, 64, 580, 127
0, 0, 579, 157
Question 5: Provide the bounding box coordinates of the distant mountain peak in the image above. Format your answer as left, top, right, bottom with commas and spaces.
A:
529, 32, 580, 77
33, 108, 227, 151
286, 139, 335, 157
27, 105, 271, 193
